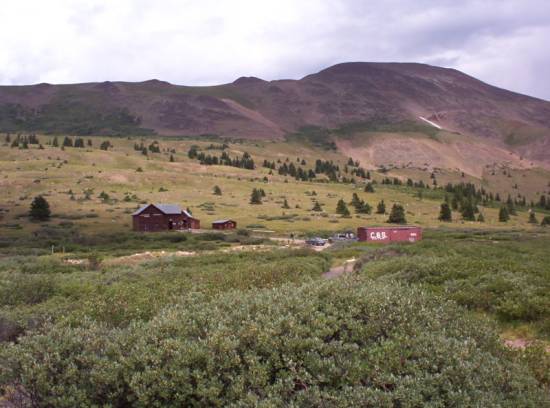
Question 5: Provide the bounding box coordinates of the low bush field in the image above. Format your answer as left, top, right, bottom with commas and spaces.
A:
1, 277, 545, 406
351, 229, 550, 338
0, 249, 329, 337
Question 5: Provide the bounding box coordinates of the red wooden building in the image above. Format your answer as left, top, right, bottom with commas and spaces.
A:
212, 219, 237, 230
357, 226, 422, 243
132, 204, 200, 232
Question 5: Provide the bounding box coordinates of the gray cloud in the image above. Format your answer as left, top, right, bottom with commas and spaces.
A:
1, 0, 549, 100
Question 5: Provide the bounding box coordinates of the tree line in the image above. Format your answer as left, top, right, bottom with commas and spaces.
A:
188, 146, 255, 170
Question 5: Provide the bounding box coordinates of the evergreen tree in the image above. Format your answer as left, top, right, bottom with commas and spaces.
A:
438, 202, 452, 222
376, 200, 386, 214
387, 204, 407, 224
506, 195, 517, 215
477, 213, 485, 222
350, 193, 361, 208
62, 136, 73, 147
213, 185, 222, 196
282, 199, 290, 209
74, 138, 85, 148
250, 188, 262, 204
100, 141, 112, 151
498, 206, 510, 222
169, 154, 175, 162
541, 216, 550, 226
356, 201, 372, 214
461, 199, 476, 221
187, 146, 198, 159
528, 211, 538, 224
364, 182, 375, 193
29, 196, 51, 221
336, 199, 350, 217
52, 136, 59, 147
5, 133, 10, 143
87, 139, 93, 147
311, 201, 323, 212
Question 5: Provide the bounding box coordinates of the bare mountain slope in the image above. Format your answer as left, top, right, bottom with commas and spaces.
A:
1, 62, 549, 166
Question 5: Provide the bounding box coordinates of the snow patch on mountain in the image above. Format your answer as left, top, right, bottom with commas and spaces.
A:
419, 116, 442, 129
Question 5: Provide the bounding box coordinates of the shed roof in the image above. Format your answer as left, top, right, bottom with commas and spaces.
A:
212, 219, 235, 224
132, 203, 182, 216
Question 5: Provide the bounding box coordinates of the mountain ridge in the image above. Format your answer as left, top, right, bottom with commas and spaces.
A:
1, 62, 549, 166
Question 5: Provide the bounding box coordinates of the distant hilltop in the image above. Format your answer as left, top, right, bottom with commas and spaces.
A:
1, 61, 549, 165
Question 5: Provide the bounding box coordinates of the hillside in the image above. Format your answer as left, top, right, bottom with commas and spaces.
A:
1, 62, 550, 169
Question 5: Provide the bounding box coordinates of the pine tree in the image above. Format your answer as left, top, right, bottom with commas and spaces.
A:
387, 204, 406, 224
169, 154, 175, 162
52, 136, 59, 147
350, 193, 361, 208
498, 206, 510, 222
541, 216, 550, 226
62, 136, 73, 147
438, 202, 452, 222
528, 211, 538, 224
336, 199, 350, 217
250, 188, 262, 204
506, 195, 517, 215
5, 133, 10, 143
365, 182, 375, 193
461, 199, 476, 221
477, 213, 485, 222
376, 200, 386, 214
311, 201, 323, 212
281, 198, 290, 209
356, 201, 372, 214
29, 196, 51, 221
213, 185, 222, 196
87, 139, 93, 147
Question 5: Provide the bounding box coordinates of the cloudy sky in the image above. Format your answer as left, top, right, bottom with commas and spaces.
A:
1, 0, 549, 99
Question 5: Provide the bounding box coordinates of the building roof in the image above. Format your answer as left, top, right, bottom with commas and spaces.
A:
132, 203, 182, 216
182, 209, 195, 218
212, 219, 235, 224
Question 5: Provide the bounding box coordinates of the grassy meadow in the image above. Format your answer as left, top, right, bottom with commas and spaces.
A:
1, 134, 548, 239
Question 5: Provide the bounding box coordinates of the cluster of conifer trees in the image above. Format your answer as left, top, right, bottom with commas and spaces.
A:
188, 146, 255, 169
7, 133, 42, 149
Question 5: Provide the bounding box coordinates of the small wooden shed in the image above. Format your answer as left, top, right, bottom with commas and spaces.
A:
212, 219, 237, 230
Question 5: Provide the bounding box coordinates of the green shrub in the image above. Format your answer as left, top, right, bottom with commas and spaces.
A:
0, 275, 57, 306
356, 232, 550, 336
0, 278, 544, 406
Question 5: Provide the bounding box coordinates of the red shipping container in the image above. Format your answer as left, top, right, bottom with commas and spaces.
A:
357, 226, 422, 243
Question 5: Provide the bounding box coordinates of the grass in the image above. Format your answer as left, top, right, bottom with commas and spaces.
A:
0, 135, 547, 241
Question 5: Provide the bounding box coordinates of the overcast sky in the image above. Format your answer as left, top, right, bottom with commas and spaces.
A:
1, 0, 549, 100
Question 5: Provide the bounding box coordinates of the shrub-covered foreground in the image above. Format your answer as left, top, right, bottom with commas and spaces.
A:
0, 249, 328, 340
352, 229, 550, 338
1, 277, 546, 407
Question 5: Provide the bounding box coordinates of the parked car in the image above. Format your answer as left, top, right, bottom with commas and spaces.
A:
328, 232, 356, 243
306, 237, 327, 246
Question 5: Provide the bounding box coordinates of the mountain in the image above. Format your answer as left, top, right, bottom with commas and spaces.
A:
1, 62, 550, 166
